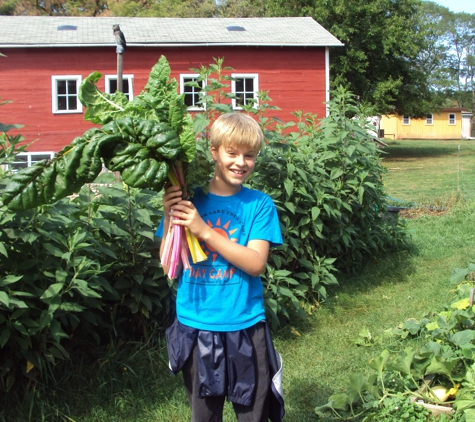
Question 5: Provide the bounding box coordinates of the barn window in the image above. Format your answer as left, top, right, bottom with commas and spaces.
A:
402, 115, 410, 125
105, 74, 134, 100
9, 152, 54, 171
448, 113, 456, 125
426, 114, 433, 125
232, 74, 259, 109
180, 74, 205, 110
52, 75, 83, 114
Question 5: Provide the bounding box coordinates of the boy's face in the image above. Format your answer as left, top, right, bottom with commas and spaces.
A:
210, 144, 258, 194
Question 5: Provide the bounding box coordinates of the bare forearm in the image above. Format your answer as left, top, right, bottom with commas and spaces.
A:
200, 225, 269, 276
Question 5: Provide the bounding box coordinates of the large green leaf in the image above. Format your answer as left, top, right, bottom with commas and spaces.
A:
40, 283, 63, 300
79, 71, 129, 125
3, 56, 198, 211
387, 347, 417, 376
0, 291, 10, 308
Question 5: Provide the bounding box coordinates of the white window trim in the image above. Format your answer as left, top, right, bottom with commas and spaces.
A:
448, 113, 456, 125
402, 115, 411, 125
52, 75, 83, 114
9, 152, 55, 171
426, 114, 433, 125
105, 74, 134, 100
180, 74, 205, 111
231, 73, 259, 110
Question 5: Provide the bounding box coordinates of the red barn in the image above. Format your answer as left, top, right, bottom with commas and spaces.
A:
0, 16, 342, 166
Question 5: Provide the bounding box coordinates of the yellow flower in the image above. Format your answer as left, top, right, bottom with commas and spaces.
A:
447, 384, 460, 397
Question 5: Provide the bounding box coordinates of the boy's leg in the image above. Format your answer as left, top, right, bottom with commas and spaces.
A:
233, 322, 270, 422
182, 339, 226, 422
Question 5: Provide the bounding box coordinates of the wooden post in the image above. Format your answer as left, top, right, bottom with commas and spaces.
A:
117, 53, 123, 93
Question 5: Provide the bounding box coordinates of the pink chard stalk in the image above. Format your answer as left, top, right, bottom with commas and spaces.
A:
161, 161, 207, 278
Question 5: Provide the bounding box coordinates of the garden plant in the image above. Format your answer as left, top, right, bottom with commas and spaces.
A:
315, 263, 475, 421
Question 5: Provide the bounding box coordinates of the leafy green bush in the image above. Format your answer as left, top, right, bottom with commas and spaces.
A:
247, 88, 406, 324
0, 172, 169, 393
187, 59, 406, 325
0, 57, 406, 394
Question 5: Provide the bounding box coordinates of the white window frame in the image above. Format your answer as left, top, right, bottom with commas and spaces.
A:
231, 73, 259, 110
402, 115, 411, 125
105, 74, 134, 100
448, 113, 456, 125
426, 114, 433, 125
52, 75, 83, 114
180, 74, 205, 111
9, 152, 55, 171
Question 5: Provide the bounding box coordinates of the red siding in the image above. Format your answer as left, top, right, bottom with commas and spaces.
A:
0, 46, 327, 152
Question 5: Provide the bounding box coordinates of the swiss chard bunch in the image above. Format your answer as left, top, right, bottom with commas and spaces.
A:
1, 55, 207, 276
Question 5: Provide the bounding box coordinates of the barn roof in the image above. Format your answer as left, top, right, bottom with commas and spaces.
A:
0, 16, 343, 48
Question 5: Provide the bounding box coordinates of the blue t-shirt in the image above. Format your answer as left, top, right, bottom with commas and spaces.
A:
156, 186, 283, 331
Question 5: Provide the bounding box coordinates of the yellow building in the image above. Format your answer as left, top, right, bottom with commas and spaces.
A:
380, 108, 473, 140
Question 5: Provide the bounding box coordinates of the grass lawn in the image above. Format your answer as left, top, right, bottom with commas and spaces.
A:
382, 139, 475, 205
3, 140, 475, 421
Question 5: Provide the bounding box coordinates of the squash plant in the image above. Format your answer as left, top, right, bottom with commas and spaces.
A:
315, 263, 475, 421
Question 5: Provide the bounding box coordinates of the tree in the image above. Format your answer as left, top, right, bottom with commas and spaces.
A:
105, 0, 217, 17
443, 12, 475, 109
3, 0, 107, 15
417, 2, 475, 111
262, 0, 438, 116
216, 0, 267, 17
0, 0, 16, 14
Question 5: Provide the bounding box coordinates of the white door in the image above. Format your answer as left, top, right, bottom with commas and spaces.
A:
461, 113, 473, 139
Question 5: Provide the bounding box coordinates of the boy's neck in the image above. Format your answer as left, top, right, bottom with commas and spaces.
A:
208, 177, 242, 196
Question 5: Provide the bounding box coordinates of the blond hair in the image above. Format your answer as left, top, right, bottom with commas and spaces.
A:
210, 113, 263, 153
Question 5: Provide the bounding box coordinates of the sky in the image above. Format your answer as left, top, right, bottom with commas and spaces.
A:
427, 0, 475, 14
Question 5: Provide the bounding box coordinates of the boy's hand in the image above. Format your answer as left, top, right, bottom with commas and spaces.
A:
169, 199, 208, 239
162, 185, 182, 215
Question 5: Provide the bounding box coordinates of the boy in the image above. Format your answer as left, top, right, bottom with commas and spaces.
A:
156, 113, 284, 422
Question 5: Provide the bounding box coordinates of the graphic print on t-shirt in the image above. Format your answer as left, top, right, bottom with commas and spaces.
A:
184, 209, 244, 286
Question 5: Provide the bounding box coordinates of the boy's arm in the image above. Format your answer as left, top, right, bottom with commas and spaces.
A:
203, 236, 270, 277
169, 199, 270, 277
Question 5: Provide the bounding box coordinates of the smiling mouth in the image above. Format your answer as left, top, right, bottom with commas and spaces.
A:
230, 169, 246, 175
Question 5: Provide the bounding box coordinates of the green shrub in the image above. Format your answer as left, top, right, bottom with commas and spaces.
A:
186, 59, 406, 325
246, 87, 406, 325
0, 173, 169, 394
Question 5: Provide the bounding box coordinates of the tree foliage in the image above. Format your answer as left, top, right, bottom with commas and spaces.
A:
417, 2, 475, 112
264, 0, 439, 116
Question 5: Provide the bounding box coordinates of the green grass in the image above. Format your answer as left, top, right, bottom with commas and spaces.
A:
382, 139, 475, 205
3, 141, 475, 421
